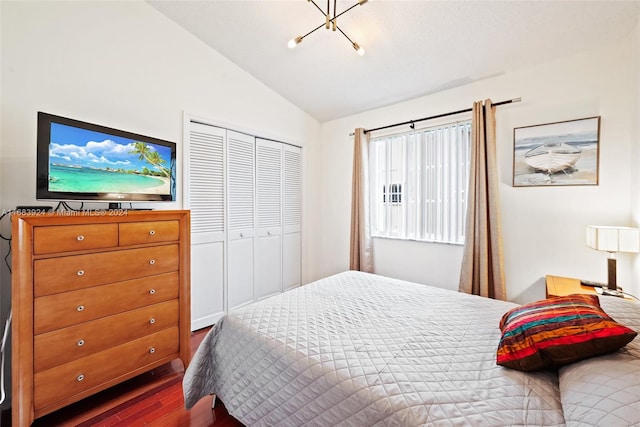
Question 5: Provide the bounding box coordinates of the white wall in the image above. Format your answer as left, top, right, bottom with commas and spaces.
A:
631, 10, 640, 292
320, 36, 638, 303
0, 0, 322, 408
0, 0, 4, 412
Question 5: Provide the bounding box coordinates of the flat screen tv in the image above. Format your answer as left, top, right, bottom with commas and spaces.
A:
37, 112, 176, 204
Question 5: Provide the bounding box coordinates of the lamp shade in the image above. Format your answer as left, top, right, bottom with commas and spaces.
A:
586, 226, 640, 253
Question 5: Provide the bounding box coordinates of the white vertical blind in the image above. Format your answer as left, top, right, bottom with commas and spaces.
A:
370, 121, 471, 244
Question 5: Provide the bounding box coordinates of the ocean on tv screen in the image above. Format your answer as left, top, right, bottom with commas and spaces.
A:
49, 122, 173, 195
48, 164, 170, 195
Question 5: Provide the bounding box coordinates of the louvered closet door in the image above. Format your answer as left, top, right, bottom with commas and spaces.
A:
254, 138, 282, 299
282, 144, 302, 290
226, 130, 256, 311
185, 122, 226, 330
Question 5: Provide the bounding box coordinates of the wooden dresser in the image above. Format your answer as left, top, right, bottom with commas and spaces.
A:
11, 210, 191, 426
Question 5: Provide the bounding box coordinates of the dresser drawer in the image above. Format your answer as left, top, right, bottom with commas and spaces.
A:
34, 244, 179, 296
119, 220, 179, 246
34, 224, 118, 255
34, 327, 179, 411
35, 299, 179, 372
34, 272, 178, 334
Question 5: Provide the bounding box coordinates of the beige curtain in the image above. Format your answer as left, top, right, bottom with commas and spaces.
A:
459, 100, 506, 300
349, 128, 374, 272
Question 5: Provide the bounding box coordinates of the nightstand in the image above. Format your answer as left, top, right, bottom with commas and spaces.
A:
546, 275, 634, 301
545, 275, 599, 297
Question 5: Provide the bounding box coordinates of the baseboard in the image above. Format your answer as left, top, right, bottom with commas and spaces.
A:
191, 312, 224, 331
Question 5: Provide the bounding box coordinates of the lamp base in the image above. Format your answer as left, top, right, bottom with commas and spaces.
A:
607, 257, 617, 290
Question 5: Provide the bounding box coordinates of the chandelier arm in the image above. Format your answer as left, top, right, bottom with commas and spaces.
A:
335, 26, 355, 45
306, 0, 365, 26
308, 0, 326, 17
331, 1, 363, 22
301, 21, 326, 39
326, 0, 330, 28
337, 26, 365, 55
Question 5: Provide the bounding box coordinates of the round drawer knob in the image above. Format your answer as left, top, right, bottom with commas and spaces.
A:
77, 374, 85, 382
240, 233, 245, 238
149, 318, 156, 324
149, 347, 156, 354
149, 289, 156, 295
149, 230, 156, 236
77, 235, 85, 241
149, 259, 156, 265
77, 339, 85, 347
77, 270, 85, 276
77, 305, 85, 312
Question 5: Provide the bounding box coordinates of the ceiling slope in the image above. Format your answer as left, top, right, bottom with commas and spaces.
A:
148, 0, 639, 123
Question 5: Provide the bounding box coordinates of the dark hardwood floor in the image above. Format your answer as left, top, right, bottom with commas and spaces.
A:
2, 327, 244, 426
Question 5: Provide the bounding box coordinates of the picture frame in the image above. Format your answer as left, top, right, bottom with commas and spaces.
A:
512, 116, 600, 187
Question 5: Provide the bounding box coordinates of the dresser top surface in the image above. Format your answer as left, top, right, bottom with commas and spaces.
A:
12, 209, 190, 226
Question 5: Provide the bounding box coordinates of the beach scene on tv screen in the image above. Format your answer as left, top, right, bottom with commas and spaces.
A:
49, 123, 173, 195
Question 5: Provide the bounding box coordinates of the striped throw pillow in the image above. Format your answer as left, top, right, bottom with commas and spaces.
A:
496, 294, 637, 371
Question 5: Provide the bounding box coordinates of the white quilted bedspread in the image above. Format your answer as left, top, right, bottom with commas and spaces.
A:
183, 271, 566, 426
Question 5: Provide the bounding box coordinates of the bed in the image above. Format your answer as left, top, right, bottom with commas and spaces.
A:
183, 271, 640, 426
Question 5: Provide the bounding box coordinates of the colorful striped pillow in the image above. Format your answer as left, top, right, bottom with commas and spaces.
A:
496, 294, 637, 371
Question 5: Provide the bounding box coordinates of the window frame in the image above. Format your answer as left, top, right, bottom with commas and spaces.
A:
369, 119, 472, 245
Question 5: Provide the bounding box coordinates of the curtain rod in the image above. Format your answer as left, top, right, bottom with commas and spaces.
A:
362, 97, 521, 135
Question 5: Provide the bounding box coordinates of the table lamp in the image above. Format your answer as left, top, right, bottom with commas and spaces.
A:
586, 225, 639, 294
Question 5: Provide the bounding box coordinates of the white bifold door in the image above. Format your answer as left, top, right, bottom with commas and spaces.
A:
282, 144, 302, 291
185, 123, 226, 330
254, 139, 283, 299
227, 130, 256, 310
186, 121, 301, 329
254, 139, 302, 299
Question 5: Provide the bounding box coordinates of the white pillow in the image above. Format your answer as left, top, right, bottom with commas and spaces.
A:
558, 296, 640, 426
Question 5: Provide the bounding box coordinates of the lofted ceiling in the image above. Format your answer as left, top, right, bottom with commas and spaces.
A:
148, 0, 639, 123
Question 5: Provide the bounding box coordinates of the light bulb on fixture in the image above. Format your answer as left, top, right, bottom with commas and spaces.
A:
288, 36, 303, 49
352, 42, 365, 56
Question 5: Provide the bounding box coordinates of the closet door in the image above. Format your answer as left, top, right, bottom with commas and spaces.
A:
254, 138, 282, 299
226, 130, 256, 311
185, 122, 226, 330
282, 145, 302, 290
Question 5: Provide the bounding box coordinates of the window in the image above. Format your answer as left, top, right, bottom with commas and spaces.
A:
370, 121, 471, 244
382, 183, 402, 204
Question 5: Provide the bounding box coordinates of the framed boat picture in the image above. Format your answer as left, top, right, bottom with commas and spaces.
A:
513, 116, 600, 187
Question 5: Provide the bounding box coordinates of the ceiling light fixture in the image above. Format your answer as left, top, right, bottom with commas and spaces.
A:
288, 0, 368, 56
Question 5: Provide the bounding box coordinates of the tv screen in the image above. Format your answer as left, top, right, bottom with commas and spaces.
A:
37, 112, 176, 203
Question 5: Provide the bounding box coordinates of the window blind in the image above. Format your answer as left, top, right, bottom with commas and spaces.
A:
370, 121, 471, 244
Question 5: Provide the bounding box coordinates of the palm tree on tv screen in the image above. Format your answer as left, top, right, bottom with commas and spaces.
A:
129, 141, 171, 177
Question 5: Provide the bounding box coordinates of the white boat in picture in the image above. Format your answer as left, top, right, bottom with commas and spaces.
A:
524, 142, 581, 174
